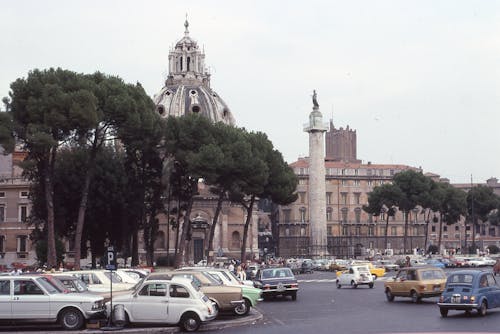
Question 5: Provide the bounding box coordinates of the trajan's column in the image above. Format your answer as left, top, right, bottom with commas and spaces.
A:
303, 91, 328, 257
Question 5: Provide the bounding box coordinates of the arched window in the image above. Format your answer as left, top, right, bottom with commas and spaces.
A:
341, 207, 348, 223
179, 57, 183, 71
326, 207, 333, 221
154, 231, 165, 249
187, 57, 191, 71
231, 231, 241, 250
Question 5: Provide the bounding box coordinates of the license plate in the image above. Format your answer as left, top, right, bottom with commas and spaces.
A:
452, 295, 461, 303
277, 283, 286, 292
434, 286, 441, 291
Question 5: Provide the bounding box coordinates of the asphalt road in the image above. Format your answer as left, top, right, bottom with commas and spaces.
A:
208, 269, 500, 334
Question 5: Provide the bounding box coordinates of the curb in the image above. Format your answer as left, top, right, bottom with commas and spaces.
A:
9, 309, 263, 334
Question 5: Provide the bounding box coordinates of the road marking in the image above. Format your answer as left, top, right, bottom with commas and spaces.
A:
298, 277, 391, 283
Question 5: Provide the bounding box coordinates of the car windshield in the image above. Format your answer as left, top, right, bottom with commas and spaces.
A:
104, 271, 123, 283
201, 272, 222, 285
63, 278, 88, 292
421, 270, 445, 280
447, 273, 474, 285
39, 277, 66, 292
35, 277, 58, 294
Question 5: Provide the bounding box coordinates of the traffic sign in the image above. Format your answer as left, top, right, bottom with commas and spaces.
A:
105, 246, 117, 270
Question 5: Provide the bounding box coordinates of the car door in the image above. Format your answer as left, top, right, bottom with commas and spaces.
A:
486, 273, 500, 308
11, 278, 50, 319
130, 282, 169, 323
391, 269, 407, 295
167, 283, 193, 323
0, 279, 12, 319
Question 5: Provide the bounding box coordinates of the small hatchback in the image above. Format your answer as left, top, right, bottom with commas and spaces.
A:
384, 266, 446, 303
438, 270, 500, 317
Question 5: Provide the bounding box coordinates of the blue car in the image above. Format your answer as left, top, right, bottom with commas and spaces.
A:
438, 270, 500, 317
425, 259, 446, 269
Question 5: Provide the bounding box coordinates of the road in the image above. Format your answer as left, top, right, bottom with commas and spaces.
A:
209, 270, 500, 334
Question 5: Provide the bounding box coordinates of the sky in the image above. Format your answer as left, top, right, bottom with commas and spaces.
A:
1, 0, 499, 184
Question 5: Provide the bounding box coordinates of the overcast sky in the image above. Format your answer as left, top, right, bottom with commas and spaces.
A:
1, 1, 499, 184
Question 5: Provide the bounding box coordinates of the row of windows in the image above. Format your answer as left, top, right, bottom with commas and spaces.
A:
0, 235, 29, 253
0, 191, 29, 198
297, 179, 388, 187
299, 192, 363, 205
297, 167, 398, 177
0, 205, 29, 223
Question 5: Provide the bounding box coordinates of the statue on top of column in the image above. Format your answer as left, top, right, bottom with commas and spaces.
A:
312, 90, 319, 108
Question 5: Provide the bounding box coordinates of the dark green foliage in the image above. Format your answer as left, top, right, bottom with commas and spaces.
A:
427, 244, 439, 254
35, 238, 65, 266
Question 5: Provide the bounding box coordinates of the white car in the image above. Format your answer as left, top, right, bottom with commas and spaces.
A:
336, 265, 374, 288
466, 257, 488, 267
0, 275, 106, 330
482, 257, 497, 266
107, 276, 216, 332
58, 270, 136, 293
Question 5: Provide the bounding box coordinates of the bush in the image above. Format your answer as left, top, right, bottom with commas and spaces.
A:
487, 245, 500, 254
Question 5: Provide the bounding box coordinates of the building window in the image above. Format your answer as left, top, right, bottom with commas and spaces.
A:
0, 206, 4, 223
379, 169, 384, 176
326, 192, 332, 205
355, 226, 361, 235
341, 169, 346, 175
285, 228, 290, 236
455, 225, 460, 231
298, 192, 306, 204
367, 180, 372, 187
431, 226, 436, 232
354, 208, 361, 224
413, 226, 418, 236
390, 169, 395, 176
17, 235, 28, 252
298, 179, 307, 185
19, 191, 29, 198
0, 192, 5, 198
354, 180, 360, 186
341, 208, 348, 223
341, 193, 348, 205
354, 193, 361, 205
380, 227, 386, 236
341, 179, 347, 186
354, 169, 359, 176
154, 231, 165, 249
443, 226, 448, 232
19, 205, 28, 222
368, 226, 374, 236
283, 209, 291, 223
299, 168, 305, 175
454, 233, 460, 239
391, 226, 397, 236
326, 207, 333, 221
0, 235, 4, 254
231, 231, 241, 250
300, 227, 306, 236
367, 169, 372, 176
299, 208, 306, 222
342, 226, 348, 236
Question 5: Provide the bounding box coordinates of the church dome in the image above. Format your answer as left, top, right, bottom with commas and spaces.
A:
153, 19, 236, 125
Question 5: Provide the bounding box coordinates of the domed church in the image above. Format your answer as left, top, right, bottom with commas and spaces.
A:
153, 19, 236, 125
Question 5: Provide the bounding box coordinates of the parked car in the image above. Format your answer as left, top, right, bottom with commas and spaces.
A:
384, 266, 446, 303
376, 260, 400, 271
425, 259, 446, 269
63, 270, 136, 293
352, 262, 386, 279
179, 267, 262, 316
0, 275, 106, 330
52, 274, 90, 293
481, 257, 496, 266
336, 265, 374, 288
438, 270, 500, 317
246, 264, 260, 279
147, 271, 245, 314
108, 276, 216, 331
300, 260, 314, 274
254, 267, 299, 300
465, 257, 488, 267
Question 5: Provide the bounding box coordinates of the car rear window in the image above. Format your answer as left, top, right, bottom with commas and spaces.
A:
448, 273, 474, 284
420, 269, 445, 280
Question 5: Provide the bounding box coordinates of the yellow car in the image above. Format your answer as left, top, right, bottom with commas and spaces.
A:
384, 266, 447, 303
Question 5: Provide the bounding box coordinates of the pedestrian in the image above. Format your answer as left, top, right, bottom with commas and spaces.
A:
405, 256, 411, 267
236, 265, 246, 281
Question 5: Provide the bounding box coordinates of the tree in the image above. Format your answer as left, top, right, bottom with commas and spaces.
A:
163, 114, 217, 266
392, 170, 433, 254
433, 182, 467, 251
466, 185, 499, 250
3, 68, 99, 268
363, 183, 403, 250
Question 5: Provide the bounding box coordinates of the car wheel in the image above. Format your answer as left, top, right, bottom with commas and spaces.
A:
369, 282, 374, 288
479, 301, 487, 317
351, 280, 357, 288
410, 290, 419, 303
291, 291, 297, 301
336, 280, 341, 289
440, 308, 448, 317
181, 312, 201, 332
59, 307, 84, 330
234, 299, 250, 316
385, 289, 394, 302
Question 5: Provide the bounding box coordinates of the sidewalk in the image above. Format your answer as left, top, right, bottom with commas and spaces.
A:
9, 309, 263, 334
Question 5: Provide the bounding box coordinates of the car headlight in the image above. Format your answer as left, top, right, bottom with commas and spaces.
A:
92, 300, 104, 310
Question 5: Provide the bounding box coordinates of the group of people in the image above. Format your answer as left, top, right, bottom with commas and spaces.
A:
227, 261, 248, 281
